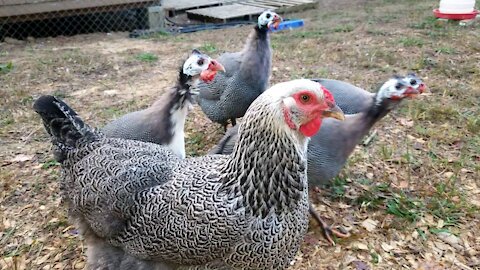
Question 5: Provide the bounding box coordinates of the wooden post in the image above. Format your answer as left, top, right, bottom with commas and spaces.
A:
148, 6, 165, 31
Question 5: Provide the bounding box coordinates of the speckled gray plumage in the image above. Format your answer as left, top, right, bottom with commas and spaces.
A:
210, 78, 410, 187
34, 85, 311, 269
197, 26, 272, 127
311, 78, 374, 114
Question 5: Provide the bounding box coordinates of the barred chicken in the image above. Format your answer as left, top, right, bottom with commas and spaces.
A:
102, 49, 225, 158
208, 74, 425, 244
33, 79, 344, 269
197, 11, 282, 130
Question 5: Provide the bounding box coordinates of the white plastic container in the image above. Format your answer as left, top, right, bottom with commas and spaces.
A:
439, 0, 476, 14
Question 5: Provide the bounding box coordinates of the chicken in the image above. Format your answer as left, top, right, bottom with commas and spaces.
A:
208, 74, 425, 245
196, 11, 282, 130
33, 79, 344, 269
102, 49, 225, 158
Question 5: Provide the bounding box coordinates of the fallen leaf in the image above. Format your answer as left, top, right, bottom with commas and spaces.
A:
437, 219, 445, 228
361, 218, 378, 232
9, 154, 34, 163
352, 260, 371, 270
437, 231, 463, 251
351, 242, 369, 251
381, 242, 395, 252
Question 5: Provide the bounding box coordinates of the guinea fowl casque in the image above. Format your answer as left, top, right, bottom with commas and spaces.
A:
208, 74, 425, 244
33, 79, 344, 269
102, 49, 225, 159
196, 11, 282, 130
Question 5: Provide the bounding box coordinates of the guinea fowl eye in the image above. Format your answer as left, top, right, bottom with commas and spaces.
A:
300, 94, 310, 103
410, 79, 417, 85
197, 59, 204, 66
266, 13, 271, 19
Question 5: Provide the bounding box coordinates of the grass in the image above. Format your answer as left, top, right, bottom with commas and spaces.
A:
398, 37, 425, 47
198, 43, 217, 53
135, 52, 158, 63
0, 62, 13, 74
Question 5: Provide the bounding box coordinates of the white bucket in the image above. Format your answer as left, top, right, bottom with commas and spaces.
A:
439, 0, 476, 14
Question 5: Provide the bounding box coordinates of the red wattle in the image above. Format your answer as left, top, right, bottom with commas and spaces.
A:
200, 70, 216, 82
299, 118, 322, 137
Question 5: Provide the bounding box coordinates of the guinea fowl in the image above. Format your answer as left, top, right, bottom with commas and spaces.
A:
102, 49, 225, 158
314, 72, 426, 114
208, 74, 425, 245
197, 11, 282, 130
33, 79, 344, 269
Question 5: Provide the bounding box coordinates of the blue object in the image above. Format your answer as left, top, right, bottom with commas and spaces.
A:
270, 19, 305, 32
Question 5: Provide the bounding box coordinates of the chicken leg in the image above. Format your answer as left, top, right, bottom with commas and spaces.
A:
309, 203, 350, 246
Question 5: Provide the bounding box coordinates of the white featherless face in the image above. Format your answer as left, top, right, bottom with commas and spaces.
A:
182, 49, 212, 76
183, 49, 225, 82
375, 76, 421, 105
257, 11, 282, 29
404, 73, 427, 93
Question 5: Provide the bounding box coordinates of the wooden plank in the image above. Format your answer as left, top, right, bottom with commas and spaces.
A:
187, 3, 264, 22
239, 2, 277, 10
0, 0, 156, 17
162, 0, 227, 11
251, 0, 287, 6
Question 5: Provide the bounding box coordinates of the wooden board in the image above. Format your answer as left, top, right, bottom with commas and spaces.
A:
241, 0, 317, 12
0, 0, 156, 18
187, 3, 265, 22
163, 0, 231, 12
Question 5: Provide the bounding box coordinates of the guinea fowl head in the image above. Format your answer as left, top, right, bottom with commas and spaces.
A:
182, 49, 225, 85
375, 75, 423, 106
405, 72, 427, 93
257, 11, 282, 30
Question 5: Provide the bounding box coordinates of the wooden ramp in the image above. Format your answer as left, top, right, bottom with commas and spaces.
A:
187, 3, 265, 23
186, 0, 318, 23
162, 0, 236, 16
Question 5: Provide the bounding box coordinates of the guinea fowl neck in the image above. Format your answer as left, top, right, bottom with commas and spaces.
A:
147, 67, 194, 157
220, 102, 308, 218
362, 94, 399, 128
238, 26, 271, 90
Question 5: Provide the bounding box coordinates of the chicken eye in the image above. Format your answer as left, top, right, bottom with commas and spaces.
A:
395, 83, 402, 90
266, 13, 271, 19
300, 94, 310, 103
410, 79, 417, 86
197, 58, 205, 66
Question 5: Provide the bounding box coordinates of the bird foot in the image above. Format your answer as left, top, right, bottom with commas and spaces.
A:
309, 204, 350, 246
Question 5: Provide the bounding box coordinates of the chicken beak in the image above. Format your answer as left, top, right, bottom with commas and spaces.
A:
268, 15, 283, 30
322, 102, 345, 121
209, 60, 225, 73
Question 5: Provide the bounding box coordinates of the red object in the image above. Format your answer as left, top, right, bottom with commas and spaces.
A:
433, 8, 479, 20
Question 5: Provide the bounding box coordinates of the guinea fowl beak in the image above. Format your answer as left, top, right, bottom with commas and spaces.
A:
322, 101, 345, 121
268, 15, 283, 30
418, 83, 427, 93
209, 60, 226, 73
403, 86, 420, 97
200, 60, 225, 83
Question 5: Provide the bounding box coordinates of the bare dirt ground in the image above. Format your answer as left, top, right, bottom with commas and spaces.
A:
1, 0, 479, 269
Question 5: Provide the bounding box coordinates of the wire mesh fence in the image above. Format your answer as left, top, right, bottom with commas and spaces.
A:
0, 0, 163, 41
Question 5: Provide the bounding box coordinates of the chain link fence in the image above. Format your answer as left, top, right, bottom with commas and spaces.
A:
0, 0, 163, 41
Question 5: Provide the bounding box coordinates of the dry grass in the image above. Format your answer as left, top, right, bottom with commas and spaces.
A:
1, 0, 479, 269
